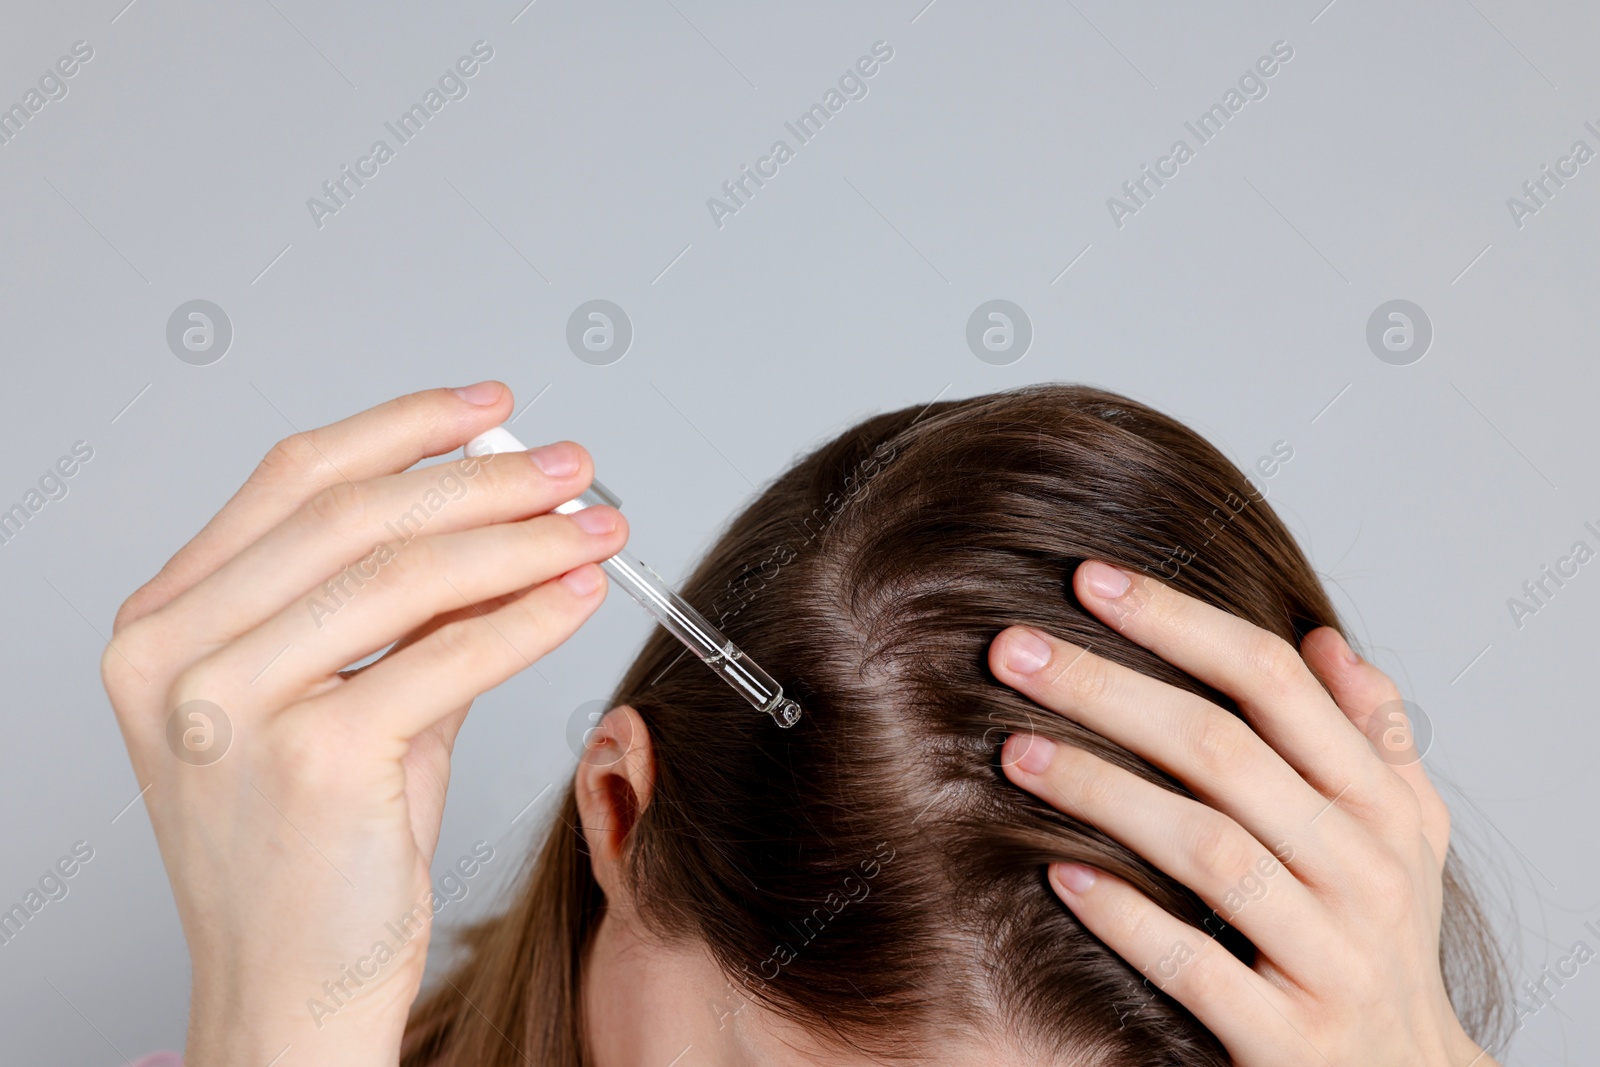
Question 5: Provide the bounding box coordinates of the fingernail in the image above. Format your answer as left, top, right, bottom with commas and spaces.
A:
1003, 628, 1052, 674
1081, 561, 1131, 600
528, 442, 580, 477
570, 507, 617, 536
1007, 733, 1056, 774
453, 381, 503, 405
1339, 633, 1361, 666
561, 564, 603, 596
1052, 862, 1097, 897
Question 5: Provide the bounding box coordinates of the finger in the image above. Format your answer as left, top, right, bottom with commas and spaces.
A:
155, 440, 594, 646
189, 506, 627, 707
114, 382, 513, 631
306, 563, 609, 740
1043, 863, 1297, 1062
990, 627, 1344, 880
1001, 731, 1331, 969
1070, 560, 1386, 802
368, 595, 507, 853
1299, 627, 1451, 865
401, 701, 475, 858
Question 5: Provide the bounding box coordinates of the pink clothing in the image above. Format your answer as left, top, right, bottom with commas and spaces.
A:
127, 1056, 181, 1067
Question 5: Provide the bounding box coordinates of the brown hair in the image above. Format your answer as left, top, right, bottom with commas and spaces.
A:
404, 383, 1510, 1065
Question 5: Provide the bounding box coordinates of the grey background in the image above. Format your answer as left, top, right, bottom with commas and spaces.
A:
1, 0, 1596, 1063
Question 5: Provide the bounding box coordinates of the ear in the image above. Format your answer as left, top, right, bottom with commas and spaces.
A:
574, 704, 656, 904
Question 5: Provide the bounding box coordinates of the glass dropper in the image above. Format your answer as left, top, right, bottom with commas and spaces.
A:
464, 426, 801, 729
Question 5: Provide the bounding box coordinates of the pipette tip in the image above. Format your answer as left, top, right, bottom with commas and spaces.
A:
768, 698, 802, 729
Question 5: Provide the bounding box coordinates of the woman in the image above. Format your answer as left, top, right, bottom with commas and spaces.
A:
106, 381, 1509, 1066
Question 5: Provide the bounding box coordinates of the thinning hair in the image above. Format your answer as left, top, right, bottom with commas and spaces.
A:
404, 383, 1510, 1066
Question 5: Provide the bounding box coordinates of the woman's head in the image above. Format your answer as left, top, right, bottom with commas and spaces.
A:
405, 383, 1507, 1066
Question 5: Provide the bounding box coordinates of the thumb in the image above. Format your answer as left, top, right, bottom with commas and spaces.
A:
1300, 626, 1452, 868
